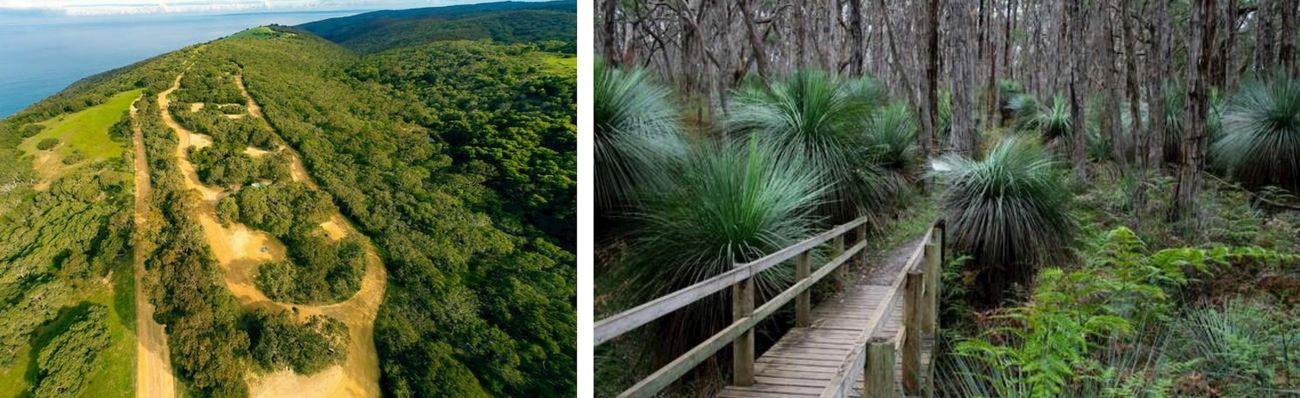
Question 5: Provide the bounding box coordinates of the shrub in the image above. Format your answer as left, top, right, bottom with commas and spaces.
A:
34, 306, 111, 398
22, 124, 43, 138
593, 59, 685, 213
930, 135, 1075, 303
728, 70, 891, 224
37, 138, 59, 150
244, 308, 347, 375
616, 138, 824, 367
1213, 75, 1300, 193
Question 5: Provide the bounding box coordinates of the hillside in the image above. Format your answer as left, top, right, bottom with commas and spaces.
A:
0, 4, 574, 398
300, 0, 576, 53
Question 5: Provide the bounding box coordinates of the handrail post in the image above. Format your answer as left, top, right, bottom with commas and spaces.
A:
902, 271, 924, 395
866, 337, 898, 398
732, 272, 755, 386
832, 234, 846, 287
795, 251, 812, 327
856, 224, 868, 267
922, 241, 940, 336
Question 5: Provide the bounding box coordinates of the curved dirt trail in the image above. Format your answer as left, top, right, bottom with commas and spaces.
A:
159, 72, 386, 398
131, 97, 179, 398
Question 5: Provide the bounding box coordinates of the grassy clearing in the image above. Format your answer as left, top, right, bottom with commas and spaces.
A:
18, 89, 140, 183
536, 52, 576, 76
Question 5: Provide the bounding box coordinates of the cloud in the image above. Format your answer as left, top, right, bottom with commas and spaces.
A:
0, 0, 487, 16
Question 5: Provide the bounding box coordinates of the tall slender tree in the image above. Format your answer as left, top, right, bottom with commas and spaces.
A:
949, 1, 978, 157
1174, 0, 1219, 223
1067, 0, 1088, 179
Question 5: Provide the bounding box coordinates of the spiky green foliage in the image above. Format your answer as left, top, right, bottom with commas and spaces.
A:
594, 59, 686, 211
1166, 300, 1300, 397
1009, 93, 1072, 141
727, 70, 890, 224
863, 102, 920, 205
1212, 76, 1300, 192
930, 136, 1075, 302
617, 138, 825, 363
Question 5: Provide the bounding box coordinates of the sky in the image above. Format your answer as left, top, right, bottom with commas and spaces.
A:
0, 0, 508, 16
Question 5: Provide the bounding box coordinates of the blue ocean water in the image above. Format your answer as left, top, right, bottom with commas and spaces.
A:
0, 10, 366, 118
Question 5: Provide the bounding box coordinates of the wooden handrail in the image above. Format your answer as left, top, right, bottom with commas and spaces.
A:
594, 216, 870, 345
597, 216, 871, 398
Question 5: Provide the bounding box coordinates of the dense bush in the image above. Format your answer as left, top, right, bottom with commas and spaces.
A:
244, 309, 347, 375
36, 137, 59, 150
728, 70, 891, 224
941, 228, 1296, 397
214, 30, 575, 396
34, 305, 111, 398
1214, 75, 1300, 193
931, 135, 1075, 303
593, 59, 685, 213
616, 138, 824, 365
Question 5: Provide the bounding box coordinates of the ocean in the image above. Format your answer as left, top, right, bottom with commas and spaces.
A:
0, 9, 366, 118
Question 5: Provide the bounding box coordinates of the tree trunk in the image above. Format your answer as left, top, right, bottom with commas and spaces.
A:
848, 0, 866, 76
1175, 0, 1218, 224
1255, 0, 1275, 72
1148, 0, 1171, 172
739, 0, 770, 80
1123, 0, 1144, 168
922, 0, 941, 162
949, 1, 978, 157
1281, 0, 1297, 73
603, 0, 619, 64
1105, 0, 1126, 168
1068, 0, 1088, 180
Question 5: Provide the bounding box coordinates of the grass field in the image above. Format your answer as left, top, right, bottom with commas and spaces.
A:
0, 258, 136, 398
18, 89, 140, 185
536, 52, 576, 76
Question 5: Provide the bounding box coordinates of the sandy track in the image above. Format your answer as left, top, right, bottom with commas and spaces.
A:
131, 97, 178, 398
160, 72, 385, 398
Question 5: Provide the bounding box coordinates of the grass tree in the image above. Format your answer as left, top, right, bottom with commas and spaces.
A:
1213, 75, 1300, 193
594, 59, 685, 214
727, 70, 892, 224
617, 138, 825, 367
1007, 93, 1072, 143
930, 135, 1075, 304
862, 102, 921, 207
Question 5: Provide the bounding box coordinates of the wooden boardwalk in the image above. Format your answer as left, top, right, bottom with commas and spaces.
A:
718, 237, 936, 398
594, 219, 943, 398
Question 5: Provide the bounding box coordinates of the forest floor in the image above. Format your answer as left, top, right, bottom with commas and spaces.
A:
131, 97, 178, 398
159, 71, 386, 398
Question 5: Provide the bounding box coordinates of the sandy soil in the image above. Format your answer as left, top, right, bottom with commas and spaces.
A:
189, 103, 204, 112
187, 133, 213, 150
243, 146, 273, 158
161, 72, 385, 398
30, 151, 61, 191
320, 216, 347, 241
131, 97, 178, 398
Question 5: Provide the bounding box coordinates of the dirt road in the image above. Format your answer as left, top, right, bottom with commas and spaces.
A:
160, 72, 385, 397
130, 97, 178, 398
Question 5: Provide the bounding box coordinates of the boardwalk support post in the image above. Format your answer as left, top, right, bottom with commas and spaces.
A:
833, 234, 846, 287
922, 241, 940, 336
902, 271, 924, 395
856, 224, 868, 267
796, 251, 812, 327
866, 337, 898, 398
733, 272, 755, 386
